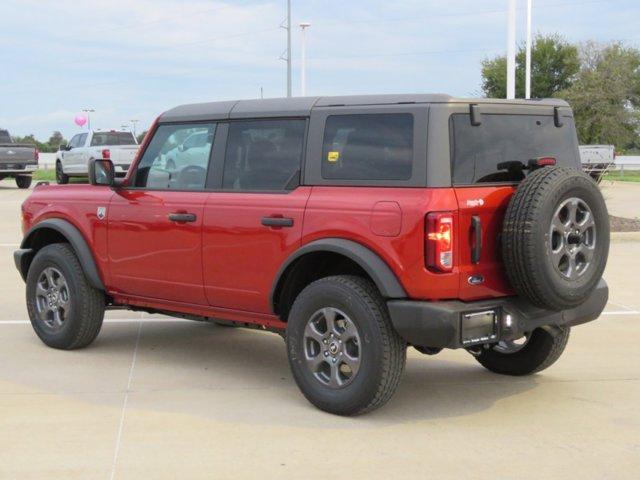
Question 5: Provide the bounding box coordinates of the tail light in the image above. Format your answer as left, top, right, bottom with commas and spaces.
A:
102, 149, 110, 160
426, 212, 454, 272
34, 148, 39, 161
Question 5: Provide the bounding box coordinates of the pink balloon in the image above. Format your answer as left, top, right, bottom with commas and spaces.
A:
74, 115, 87, 127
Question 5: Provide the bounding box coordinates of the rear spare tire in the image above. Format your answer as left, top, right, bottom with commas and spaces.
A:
502, 166, 609, 311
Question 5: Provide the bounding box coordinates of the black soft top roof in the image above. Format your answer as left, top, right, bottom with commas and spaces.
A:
159, 94, 570, 123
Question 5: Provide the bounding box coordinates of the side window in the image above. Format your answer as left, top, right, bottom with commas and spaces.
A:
133, 123, 216, 190
321, 114, 413, 180
68, 135, 80, 148
222, 119, 305, 191
77, 133, 88, 147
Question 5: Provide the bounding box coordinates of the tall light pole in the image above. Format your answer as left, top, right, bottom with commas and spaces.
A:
130, 119, 139, 137
525, 0, 533, 99
299, 22, 311, 96
279, 0, 292, 97
506, 0, 516, 99
82, 108, 95, 130
286, 0, 292, 97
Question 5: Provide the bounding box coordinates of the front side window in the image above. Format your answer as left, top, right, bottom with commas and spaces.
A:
321, 114, 414, 181
450, 113, 580, 184
76, 133, 88, 147
133, 123, 216, 190
68, 134, 80, 148
222, 119, 305, 191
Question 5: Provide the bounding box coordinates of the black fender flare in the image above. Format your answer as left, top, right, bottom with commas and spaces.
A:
270, 238, 407, 312
18, 218, 105, 290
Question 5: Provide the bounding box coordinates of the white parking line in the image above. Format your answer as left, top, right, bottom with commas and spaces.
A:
110, 321, 142, 480
0, 310, 637, 327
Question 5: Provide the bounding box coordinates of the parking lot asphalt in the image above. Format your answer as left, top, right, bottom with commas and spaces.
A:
0, 180, 638, 480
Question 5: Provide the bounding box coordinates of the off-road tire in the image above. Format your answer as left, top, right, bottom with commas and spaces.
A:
286, 275, 406, 416
475, 326, 570, 376
26, 243, 105, 349
56, 161, 69, 184
15, 175, 32, 189
502, 166, 609, 311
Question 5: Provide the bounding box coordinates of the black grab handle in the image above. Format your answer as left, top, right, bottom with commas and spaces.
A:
471, 215, 482, 264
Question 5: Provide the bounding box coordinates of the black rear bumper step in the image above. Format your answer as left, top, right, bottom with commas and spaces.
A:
387, 279, 608, 349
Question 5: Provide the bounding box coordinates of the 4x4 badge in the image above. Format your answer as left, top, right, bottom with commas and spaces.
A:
97, 207, 106, 220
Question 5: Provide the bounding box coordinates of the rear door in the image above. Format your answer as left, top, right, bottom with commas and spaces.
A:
108, 122, 217, 305
202, 118, 309, 313
450, 105, 581, 301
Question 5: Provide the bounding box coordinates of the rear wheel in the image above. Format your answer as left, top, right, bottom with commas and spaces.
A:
26, 243, 105, 349
286, 275, 406, 416
15, 175, 32, 189
56, 161, 69, 184
474, 326, 570, 376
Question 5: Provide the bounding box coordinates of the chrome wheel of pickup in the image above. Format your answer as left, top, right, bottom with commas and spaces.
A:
303, 307, 362, 389
34, 267, 70, 331
550, 197, 596, 280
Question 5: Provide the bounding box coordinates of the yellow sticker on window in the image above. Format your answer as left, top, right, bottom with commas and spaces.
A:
327, 151, 340, 162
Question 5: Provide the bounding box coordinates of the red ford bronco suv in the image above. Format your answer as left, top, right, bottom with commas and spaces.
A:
14, 95, 609, 415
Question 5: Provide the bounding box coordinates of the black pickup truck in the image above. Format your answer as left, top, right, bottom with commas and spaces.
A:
0, 129, 38, 188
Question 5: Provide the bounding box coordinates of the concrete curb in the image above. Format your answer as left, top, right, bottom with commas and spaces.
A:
611, 231, 640, 242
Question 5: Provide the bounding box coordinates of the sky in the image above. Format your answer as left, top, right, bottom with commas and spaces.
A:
1, 0, 639, 140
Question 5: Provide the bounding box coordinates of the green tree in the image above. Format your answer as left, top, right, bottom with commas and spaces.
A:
560, 42, 640, 148
481, 34, 580, 98
47, 131, 66, 150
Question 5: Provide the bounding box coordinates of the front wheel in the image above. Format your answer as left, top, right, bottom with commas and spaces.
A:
473, 326, 570, 376
56, 161, 69, 184
26, 243, 105, 349
15, 175, 32, 189
286, 275, 406, 416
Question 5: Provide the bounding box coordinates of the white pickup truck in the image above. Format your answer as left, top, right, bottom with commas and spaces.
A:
56, 130, 139, 184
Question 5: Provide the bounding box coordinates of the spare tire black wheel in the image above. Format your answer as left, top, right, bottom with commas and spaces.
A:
502, 166, 609, 311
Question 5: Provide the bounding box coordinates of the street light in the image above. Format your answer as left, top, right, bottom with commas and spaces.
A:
506, 0, 516, 99
525, 0, 533, 99
82, 108, 95, 130
299, 22, 311, 96
130, 119, 139, 137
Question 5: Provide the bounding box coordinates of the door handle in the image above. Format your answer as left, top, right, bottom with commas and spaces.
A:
168, 212, 197, 223
261, 216, 294, 228
471, 215, 482, 264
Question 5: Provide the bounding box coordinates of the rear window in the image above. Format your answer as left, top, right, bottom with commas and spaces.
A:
0, 130, 10, 143
321, 113, 413, 181
91, 132, 137, 146
450, 113, 580, 184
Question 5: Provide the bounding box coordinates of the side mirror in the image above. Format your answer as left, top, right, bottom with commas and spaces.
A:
60, 144, 69, 151
89, 159, 115, 187
178, 144, 187, 152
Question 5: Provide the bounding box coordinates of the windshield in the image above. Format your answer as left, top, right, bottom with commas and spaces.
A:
450, 113, 580, 184
90, 132, 137, 146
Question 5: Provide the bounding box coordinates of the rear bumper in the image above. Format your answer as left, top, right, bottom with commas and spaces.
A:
0, 164, 38, 175
387, 279, 608, 349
